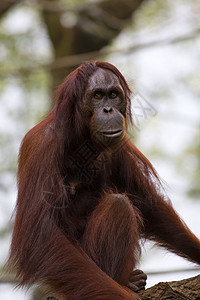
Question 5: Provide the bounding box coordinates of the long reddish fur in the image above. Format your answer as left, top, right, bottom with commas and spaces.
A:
7, 61, 200, 299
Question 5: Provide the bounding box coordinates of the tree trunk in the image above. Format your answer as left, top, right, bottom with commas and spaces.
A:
41, 0, 145, 93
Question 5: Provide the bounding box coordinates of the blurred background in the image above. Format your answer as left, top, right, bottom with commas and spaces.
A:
0, 0, 200, 299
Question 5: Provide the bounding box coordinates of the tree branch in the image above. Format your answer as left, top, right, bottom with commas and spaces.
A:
0, 29, 199, 77
139, 275, 200, 299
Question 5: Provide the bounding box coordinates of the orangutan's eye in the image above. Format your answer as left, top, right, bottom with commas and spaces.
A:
110, 91, 118, 99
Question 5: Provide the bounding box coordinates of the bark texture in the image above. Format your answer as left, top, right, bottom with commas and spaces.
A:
139, 275, 200, 299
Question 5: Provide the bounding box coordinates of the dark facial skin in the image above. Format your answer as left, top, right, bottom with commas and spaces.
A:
83, 68, 127, 150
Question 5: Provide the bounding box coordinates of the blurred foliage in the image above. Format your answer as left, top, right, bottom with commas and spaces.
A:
132, 0, 171, 29
0, 6, 52, 68
0, 5, 52, 188
132, 0, 200, 30
180, 126, 200, 200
